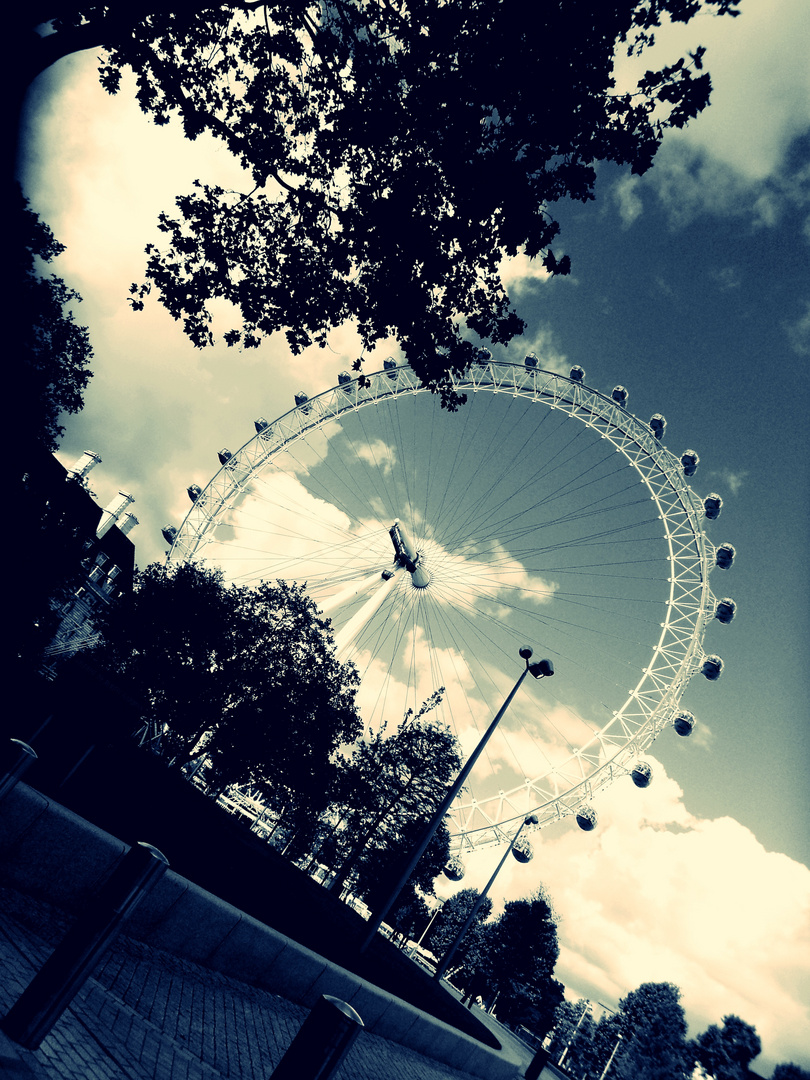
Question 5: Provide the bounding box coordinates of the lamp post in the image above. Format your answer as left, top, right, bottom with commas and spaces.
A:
357, 648, 554, 955
598, 1033, 623, 1080
433, 812, 539, 982
558, 1000, 591, 1067
407, 897, 445, 958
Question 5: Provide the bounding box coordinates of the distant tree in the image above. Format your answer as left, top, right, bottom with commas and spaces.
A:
614, 982, 693, 1080
11, 188, 93, 452
458, 888, 561, 1038
16, 1, 739, 404
567, 1011, 624, 1080
548, 998, 591, 1065
425, 888, 493, 967
88, 563, 362, 814
773, 1066, 810, 1080
694, 1015, 762, 1080
386, 890, 432, 948
351, 814, 452, 916
325, 695, 459, 895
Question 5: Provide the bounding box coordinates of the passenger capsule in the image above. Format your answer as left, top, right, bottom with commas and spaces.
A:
715, 598, 737, 624
673, 711, 695, 736
218, 448, 232, 465
612, 386, 628, 406
650, 414, 667, 440
681, 450, 700, 477
254, 417, 269, 433
472, 347, 492, 367
443, 857, 465, 882
383, 358, 399, 380
161, 524, 177, 545
187, 484, 202, 503
715, 543, 736, 569
570, 365, 585, 382
294, 391, 311, 413
338, 372, 353, 394
576, 806, 598, 831
631, 761, 653, 788
512, 838, 534, 863
525, 353, 538, 369
704, 493, 723, 520
701, 655, 724, 681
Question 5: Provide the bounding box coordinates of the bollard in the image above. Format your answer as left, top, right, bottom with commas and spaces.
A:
525, 1044, 551, 1080
0, 740, 38, 802
270, 995, 363, 1080
2, 841, 168, 1049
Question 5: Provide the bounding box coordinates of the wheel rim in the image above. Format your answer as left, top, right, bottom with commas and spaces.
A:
167, 360, 725, 852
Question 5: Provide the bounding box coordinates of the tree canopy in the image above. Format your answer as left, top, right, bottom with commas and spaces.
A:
424, 887, 493, 970
88, 562, 362, 814
614, 982, 693, 1080
20, 0, 739, 405
773, 1066, 810, 1080
450, 887, 562, 1036
324, 696, 460, 901
694, 1015, 762, 1080
11, 189, 93, 451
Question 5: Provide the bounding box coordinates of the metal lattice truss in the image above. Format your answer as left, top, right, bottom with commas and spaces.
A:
167, 361, 725, 853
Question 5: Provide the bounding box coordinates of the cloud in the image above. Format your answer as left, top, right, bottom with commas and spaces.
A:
612, 175, 644, 228
440, 760, 810, 1073
499, 251, 553, 293
786, 299, 810, 356
710, 469, 748, 497
613, 0, 810, 185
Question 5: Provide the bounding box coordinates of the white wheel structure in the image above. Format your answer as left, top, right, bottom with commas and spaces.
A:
164, 358, 735, 855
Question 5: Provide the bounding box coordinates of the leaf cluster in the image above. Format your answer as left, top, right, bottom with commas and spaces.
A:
324, 698, 461, 902
10, 187, 93, 451
88, 562, 363, 815
21, 1, 739, 405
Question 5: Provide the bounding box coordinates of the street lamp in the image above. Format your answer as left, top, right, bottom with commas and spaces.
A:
357, 648, 554, 955
433, 812, 540, 982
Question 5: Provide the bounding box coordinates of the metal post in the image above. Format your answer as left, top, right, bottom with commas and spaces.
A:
407, 898, 444, 958
0, 740, 38, 802
358, 650, 552, 954
269, 995, 363, 1079
2, 841, 169, 1049
525, 1045, 551, 1080
558, 1000, 590, 1067
598, 1033, 623, 1080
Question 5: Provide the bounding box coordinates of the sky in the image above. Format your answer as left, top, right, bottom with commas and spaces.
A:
18, 0, 810, 1073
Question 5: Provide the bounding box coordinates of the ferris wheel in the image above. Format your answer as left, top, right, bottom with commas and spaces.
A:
163, 356, 736, 855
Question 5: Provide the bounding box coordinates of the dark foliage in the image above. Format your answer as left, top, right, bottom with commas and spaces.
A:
693, 1015, 762, 1080
325, 696, 459, 897
424, 887, 493, 969
614, 982, 694, 1080
88, 562, 362, 816
18, 1, 739, 405
10, 188, 93, 452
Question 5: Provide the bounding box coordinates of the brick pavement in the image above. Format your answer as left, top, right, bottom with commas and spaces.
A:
0, 889, 525, 1080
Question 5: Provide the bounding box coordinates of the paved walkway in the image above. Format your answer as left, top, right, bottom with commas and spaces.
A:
0, 889, 526, 1080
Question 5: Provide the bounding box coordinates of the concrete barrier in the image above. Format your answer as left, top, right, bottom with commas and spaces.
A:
0, 785, 521, 1080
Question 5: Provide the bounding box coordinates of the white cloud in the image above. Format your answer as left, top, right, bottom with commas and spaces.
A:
499, 251, 553, 293
440, 760, 810, 1073
613, 175, 644, 228
614, 0, 810, 185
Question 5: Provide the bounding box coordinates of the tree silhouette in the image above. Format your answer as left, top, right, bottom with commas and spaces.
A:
89, 562, 362, 815
16, 1, 739, 404
694, 1015, 762, 1080
614, 982, 693, 1080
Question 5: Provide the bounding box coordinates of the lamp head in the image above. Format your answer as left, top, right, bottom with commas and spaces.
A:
519, 646, 534, 661
529, 659, 554, 678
